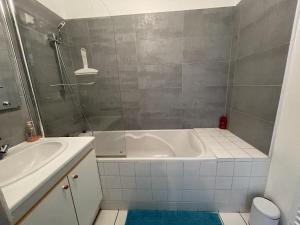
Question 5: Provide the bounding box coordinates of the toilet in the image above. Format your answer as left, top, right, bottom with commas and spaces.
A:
249, 197, 280, 225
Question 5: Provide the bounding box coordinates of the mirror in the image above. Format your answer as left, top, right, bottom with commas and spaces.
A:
0, 6, 21, 111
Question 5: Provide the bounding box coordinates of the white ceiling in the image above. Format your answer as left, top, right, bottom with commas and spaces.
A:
37, 0, 241, 19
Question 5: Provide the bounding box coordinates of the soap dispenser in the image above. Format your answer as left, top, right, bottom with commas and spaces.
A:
25, 121, 40, 142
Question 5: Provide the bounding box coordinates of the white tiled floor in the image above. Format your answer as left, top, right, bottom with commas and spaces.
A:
94, 210, 250, 225
94, 210, 118, 225
219, 213, 249, 225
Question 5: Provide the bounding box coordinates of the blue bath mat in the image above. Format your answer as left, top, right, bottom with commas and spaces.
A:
125, 210, 222, 225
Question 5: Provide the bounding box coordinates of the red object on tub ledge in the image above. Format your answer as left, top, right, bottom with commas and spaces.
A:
219, 115, 228, 129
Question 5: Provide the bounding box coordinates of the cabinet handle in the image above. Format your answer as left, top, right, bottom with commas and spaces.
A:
62, 185, 69, 190
72, 174, 79, 179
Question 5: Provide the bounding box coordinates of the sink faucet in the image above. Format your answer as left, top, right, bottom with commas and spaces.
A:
0, 137, 9, 160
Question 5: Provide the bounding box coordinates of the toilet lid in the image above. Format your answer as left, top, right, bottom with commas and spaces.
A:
253, 197, 280, 220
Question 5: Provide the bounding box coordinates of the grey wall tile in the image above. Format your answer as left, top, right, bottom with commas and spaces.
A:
138, 64, 182, 89
116, 39, 137, 65
67, 20, 90, 44
16, 0, 86, 137
136, 11, 184, 39
233, 45, 289, 85
183, 106, 224, 128
183, 36, 232, 62
139, 89, 182, 112
66, 7, 235, 131
229, 110, 275, 154
231, 86, 282, 122
238, 0, 266, 29
119, 65, 139, 90
238, 0, 297, 58
183, 7, 234, 37
264, 0, 297, 48
137, 38, 182, 64
121, 90, 140, 109
140, 111, 183, 129
182, 62, 229, 87
228, 0, 297, 155
87, 17, 115, 43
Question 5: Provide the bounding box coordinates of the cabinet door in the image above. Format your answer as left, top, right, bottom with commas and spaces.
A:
68, 150, 102, 225
19, 177, 78, 225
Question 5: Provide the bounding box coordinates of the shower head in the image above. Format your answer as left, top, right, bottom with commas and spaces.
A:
57, 21, 66, 32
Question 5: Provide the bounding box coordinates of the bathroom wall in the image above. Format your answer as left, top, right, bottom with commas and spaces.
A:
0, 8, 30, 146
227, 0, 298, 154
265, 2, 300, 224
67, 7, 234, 130
36, 0, 241, 19
15, 0, 86, 136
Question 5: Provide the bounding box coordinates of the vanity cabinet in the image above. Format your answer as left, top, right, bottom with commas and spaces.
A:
18, 150, 102, 225
67, 149, 102, 225
19, 177, 78, 225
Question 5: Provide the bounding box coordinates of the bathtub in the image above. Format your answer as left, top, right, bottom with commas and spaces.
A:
81, 129, 214, 159
93, 128, 269, 212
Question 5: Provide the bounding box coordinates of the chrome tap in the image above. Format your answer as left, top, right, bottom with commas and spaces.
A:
0, 137, 9, 160
1, 144, 9, 153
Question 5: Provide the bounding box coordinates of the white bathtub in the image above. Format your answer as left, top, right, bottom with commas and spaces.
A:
81, 129, 213, 158
95, 128, 269, 212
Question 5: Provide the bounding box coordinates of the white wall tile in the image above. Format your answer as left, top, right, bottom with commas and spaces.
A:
217, 161, 234, 176
136, 177, 152, 189
251, 161, 270, 177
216, 177, 233, 189
136, 190, 153, 201
119, 162, 135, 176
167, 177, 184, 190
176, 203, 202, 211
167, 161, 184, 176
98, 162, 105, 175
122, 189, 138, 201
102, 162, 119, 175
151, 161, 167, 176
101, 176, 121, 189
200, 161, 217, 176
135, 161, 150, 176
234, 161, 252, 176
120, 176, 136, 189
152, 190, 168, 201
182, 190, 214, 202
199, 177, 216, 189
151, 177, 168, 190
184, 161, 200, 176
232, 177, 250, 190
168, 191, 183, 201
102, 189, 122, 201
215, 190, 231, 203
249, 177, 267, 192
182, 190, 202, 202
184, 176, 201, 189
157, 202, 178, 211
230, 190, 249, 212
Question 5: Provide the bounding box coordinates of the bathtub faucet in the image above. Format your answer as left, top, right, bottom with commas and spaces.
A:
0, 143, 9, 160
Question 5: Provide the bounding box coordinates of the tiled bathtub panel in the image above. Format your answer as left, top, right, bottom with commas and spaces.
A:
97, 158, 267, 211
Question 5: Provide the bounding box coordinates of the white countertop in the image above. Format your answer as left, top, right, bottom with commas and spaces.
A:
0, 137, 94, 222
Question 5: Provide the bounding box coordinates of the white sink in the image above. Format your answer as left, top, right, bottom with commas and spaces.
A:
0, 141, 68, 187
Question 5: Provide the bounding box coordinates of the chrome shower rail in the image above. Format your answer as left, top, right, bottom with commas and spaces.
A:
49, 82, 96, 87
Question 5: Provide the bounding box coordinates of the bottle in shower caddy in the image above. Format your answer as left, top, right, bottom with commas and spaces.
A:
25, 121, 40, 142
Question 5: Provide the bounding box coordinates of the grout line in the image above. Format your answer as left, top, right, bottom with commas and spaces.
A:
219, 213, 225, 225
114, 209, 120, 225
240, 213, 248, 225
